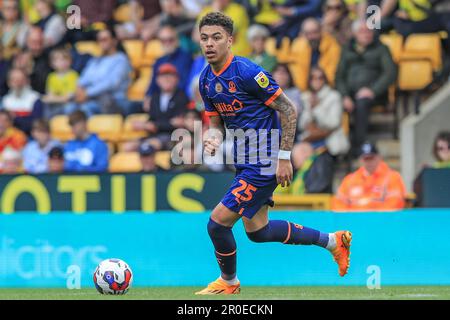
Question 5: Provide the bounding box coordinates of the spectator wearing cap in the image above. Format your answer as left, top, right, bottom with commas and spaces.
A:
67, 28, 132, 116
64, 110, 109, 173
48, 145, 64, 173
139, 141, 167, 172
131, 63, 189, 151
332, 142, 407, 211
145, 24, 193, 99
1, 68, 45, 135
22, 119, 60, 174
248, 24, 277, 73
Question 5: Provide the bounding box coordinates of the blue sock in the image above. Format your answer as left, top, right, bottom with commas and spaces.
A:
207, 218, 237, 280
247, 220, 329, 248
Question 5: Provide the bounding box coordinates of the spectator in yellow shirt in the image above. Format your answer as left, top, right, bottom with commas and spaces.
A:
42, 48, 79, 118
198, 0, 251, 57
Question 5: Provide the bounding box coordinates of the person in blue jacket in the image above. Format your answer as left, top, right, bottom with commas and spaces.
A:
64, 110, 108, 172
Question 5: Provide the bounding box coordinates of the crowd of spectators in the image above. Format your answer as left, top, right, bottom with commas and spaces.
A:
0, 0, 449, 211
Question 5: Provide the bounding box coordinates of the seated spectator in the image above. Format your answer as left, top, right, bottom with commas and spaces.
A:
24, 27, 52, 94
297, 67, 349, 156
0, 0, 28, 60
0, 44, 10, 98
115, 0, 161, 40
245, 0, 282, 26
270, 0, 322, 46
139, 0, 195, 43
64, 110, 109, 172
42, 48, 79, 118
321, 0, 353, 46
130, 63, 189, 151
272, 63, 303, 116
290, 18, 341, 91
335, 20, 397, 156
0, 110, 27, 154
431, 131, 450, 169
1, 68, 44, 135
248, 24, 277, 73
332, 142, 407, 211
139, 141, 167, 172
47, 145, 65, 173
66, 28, 132, 117
22, 119, 60, 174
34, 0, 67, 48
0, 147, 23, 174
198, 0, 251, 57
145, 24, 193, 98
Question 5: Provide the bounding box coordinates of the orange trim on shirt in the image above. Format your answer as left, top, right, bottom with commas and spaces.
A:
212, 54, 234, 77
205, 111, 219, 117
264, 87, 283, 106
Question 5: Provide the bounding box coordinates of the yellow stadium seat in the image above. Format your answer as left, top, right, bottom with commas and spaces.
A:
107, 142, 115, 157
276, 37, 293, 64
113, 3, 144, 23
120, 113, 149, 141
141, 40, 164, 66
400, 33, 442, 71
87, 114, 124, 142
75, 41, 102, 57
380, 33, 403, 63
398, 60, 433, 91
50, 115, 74, 142
123, 40, 145, 69
109, 152, 142, 173
155, 151, 171, 170
127, 67, 152, 101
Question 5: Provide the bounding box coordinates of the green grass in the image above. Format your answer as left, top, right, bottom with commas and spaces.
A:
1, 286, 450, 300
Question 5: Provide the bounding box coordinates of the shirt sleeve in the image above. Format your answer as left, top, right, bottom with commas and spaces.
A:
242, 65, 283, 107
198, 75, 218, 117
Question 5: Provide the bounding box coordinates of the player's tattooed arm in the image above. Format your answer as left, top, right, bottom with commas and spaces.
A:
267, 92, 297, 151
204, 115, 225, 156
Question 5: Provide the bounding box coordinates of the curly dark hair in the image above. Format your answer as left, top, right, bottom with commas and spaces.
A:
199, 12, 234, 36
433, 131, 450, 161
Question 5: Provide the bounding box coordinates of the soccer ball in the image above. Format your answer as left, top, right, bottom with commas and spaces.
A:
93, 258, 133, 295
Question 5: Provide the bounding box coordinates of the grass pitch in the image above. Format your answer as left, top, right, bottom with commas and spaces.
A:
0, 286, 450, 300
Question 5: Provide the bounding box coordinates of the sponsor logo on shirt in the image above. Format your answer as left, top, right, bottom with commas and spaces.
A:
254, 71, 269, 88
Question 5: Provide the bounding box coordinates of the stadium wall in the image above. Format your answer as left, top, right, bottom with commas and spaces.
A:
401, 82, 450, 192
1, 209, 449, 288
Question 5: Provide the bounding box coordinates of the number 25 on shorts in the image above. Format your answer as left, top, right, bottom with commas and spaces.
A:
231, 179, 258, 202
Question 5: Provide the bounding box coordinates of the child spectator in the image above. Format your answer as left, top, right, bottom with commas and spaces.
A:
64, 110, 109, 173
42, 48, 79, 118
0, 147, 23, 174
332, 142, 407, 211
139, 141, 167, 172
22, 119, 60, 174
1, 68, 44, 135
48, 145, 65, 173
431, 131, 450, 169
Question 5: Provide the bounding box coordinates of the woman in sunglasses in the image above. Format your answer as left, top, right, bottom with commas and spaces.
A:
321, 0, 352, 46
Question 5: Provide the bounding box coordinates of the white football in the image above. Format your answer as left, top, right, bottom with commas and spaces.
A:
93, 258, 133, 295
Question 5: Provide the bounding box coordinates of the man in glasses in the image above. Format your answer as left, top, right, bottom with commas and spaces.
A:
332, 142, 407, 211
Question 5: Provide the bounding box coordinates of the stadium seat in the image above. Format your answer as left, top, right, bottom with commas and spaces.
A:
113, 3, 144, 23
109, 152, 142, 173
141, 40, 164, 66
380, 33, 403, 63
155, 151, 171, 170
50, 115, 74, 142
127, 67, 152, 101
87, 114, 124, 142
398, 60, 433, 91
272, 194, 332, 210
276, 37, 293, 64
120, 113, 149, 141
264, 37, 277, 57
123, 40, 145, 69
107, 142, 115, 158
75, 41, 102, 57
400, 33, 442, 71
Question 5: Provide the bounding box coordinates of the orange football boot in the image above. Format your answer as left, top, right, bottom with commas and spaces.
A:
331, 231, 352, 276
195, 278, 241, 295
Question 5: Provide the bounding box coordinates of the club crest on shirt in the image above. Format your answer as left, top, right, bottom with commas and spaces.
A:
228, 81, 237, 93
215, 82, 223, 93
254, 71, 269, 88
